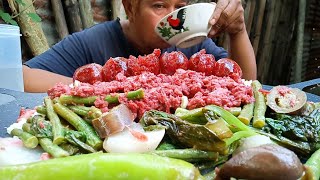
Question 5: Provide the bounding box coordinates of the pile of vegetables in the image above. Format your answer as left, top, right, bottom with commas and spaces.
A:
1, 78, 320, 180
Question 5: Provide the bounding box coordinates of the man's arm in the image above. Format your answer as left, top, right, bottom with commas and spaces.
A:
23, 65, 73, 93
228, 29, 256, 80
209, 0, 257, 80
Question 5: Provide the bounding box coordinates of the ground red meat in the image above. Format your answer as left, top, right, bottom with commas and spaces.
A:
101, 57, 128, 82
127, 49, 161, 76
48, 69, 254, 118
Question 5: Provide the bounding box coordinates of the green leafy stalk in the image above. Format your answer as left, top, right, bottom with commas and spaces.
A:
59, 88, 145, 105
149, 149, 219, 162
39, 138, 69, 158
44, 97, 65, 145
53, 103, 102, 150
251, 80, 267, 128
10, 128, 38, 148
204, 105, 254, 133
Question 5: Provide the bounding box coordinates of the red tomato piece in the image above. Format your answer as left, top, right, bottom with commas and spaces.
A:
212, 58, 243, 79
188, 49, 216, 76
127, 49, 161, 76
160, 51, 189, 75
101, 57, 128, 82
73, 63, 103, 84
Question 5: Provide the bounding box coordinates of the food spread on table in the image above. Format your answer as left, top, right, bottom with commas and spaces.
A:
0, 49, 319, 180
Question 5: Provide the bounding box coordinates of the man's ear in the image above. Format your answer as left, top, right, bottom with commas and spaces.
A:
122, 0, 134, 21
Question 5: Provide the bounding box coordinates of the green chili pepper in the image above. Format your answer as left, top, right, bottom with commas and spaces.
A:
0, 153, 204, 180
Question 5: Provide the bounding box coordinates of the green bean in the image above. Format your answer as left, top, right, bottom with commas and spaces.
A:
44, 97, 65, 145
35, 105, 47, 115
59, 95, 97, 105
68, 105, 102, 119
228, 107, 242, 116
53, 103, 102, 150
104, 88, 145, 103
39, 138, 69, 158
238, 103, 254, 125
68, 105, 90, 116
59, 88, 145, 105
149, 149, 219, 162
59, 143, 80, 155
0, 153, 204, 180
126, 88, 145, 100
251, 80, 266, 128
22, 123, 32, 134
10, 128, 38, 149
87, 106, 102, 119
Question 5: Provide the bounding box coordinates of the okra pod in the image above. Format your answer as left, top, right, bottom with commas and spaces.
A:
149, 149, 219, 162
10, 128, 38, 149
238, 103, 254, 125
45, 97, 65, 145
53, 103, 102, 150
39, 138, 69, 158
0, 153, 204, 180
251, 80, 267, 128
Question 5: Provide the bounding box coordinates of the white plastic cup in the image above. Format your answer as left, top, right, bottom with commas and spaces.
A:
0, 24, 24, 92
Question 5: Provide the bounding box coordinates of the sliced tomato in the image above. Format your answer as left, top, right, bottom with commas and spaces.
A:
160, 51, 189, 75
73, 63, 103, 84
212, 58, 242, 79
188, 49, 216, 76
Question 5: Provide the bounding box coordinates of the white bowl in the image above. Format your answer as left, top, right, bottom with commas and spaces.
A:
155, 3, 216, 48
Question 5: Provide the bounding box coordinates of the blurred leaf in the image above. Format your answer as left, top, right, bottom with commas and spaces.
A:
27, 13, 41, 22
8, 19, 18, 26
15, 0, 26, 6
0, 10, 18, 26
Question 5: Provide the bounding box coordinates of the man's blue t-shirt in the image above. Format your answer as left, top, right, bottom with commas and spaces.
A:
25, 19, 228, 77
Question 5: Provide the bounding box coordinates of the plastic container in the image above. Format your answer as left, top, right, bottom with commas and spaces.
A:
0, 24, 24, 92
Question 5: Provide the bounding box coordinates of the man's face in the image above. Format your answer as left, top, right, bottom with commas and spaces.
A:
131, 0, 188, 50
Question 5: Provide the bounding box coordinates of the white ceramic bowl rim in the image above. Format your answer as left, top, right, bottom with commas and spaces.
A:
155, 2, 216, 48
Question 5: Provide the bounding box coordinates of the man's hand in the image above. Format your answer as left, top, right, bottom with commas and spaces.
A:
209, 0, 245, 37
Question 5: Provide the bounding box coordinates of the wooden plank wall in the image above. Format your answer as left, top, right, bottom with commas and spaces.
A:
303, 0, 320, 81
241, 0, 319, 84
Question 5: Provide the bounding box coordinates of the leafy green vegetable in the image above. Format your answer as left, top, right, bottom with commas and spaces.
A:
30, 115, 53, 139
263, 108, 320, 154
